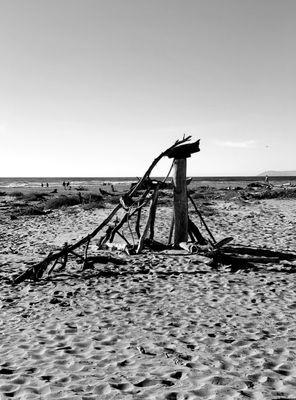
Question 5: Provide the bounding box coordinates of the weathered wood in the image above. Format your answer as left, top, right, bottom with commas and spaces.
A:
167, 213, 174, 245
13, 203, 122, 284
188, 194, 216, 244
173, 158, 188, 246
83, 236, 91, 269
209, 251, 283, 268
179, 242, 198, 253
137, 188, 159, 253
104, 242, 131, 254
109, 189, 151, 243
47, 257, 60, 276
166, 140, 200, 159
129, 136, 192, 196
99, 225, 114, 247
68, 250, 85, 260
213, 237, 233, 249
188, 218, 208, 245
12, 137, 199, 284
149, 186, 159, 240
134, 189, 151, 240
188, 227, 195, 243
115, 230, 131, 246
222, 245, 296, 261
135, 208, 142, 239
60, 243, 68, 270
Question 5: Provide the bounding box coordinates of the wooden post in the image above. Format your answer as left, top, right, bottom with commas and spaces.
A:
172, 158, 188, 246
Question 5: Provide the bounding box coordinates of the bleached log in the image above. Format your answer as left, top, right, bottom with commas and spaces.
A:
179, 242, 198, 253
104, 242, 131, 255
222, 245, 296, 261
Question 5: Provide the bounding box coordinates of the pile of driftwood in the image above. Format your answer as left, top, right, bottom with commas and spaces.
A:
13, 136, 296, 284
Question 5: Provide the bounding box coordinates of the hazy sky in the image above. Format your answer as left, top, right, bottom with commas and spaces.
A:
1, 0, 295, 177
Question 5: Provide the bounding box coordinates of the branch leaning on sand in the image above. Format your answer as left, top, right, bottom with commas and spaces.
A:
13, 136, 192, 284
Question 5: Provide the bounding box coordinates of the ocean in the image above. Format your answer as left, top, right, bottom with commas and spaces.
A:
1, 176, 296, 189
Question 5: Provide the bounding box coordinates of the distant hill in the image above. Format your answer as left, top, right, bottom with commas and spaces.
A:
258, 170, 296, 177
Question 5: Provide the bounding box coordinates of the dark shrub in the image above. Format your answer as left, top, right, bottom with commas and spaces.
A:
45, 195, 81, 209
24, 192, 50, 201
85, 192, 103, 203
10, 191, 24, 198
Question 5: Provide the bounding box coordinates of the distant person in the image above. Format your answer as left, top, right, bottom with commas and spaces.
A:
62, 181, 66, 189
265, 175, 269, 184
41, 182, 44, 187
46, 182, 49, 188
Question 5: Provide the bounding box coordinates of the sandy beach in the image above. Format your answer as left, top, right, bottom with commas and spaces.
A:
1, 182, 296, 399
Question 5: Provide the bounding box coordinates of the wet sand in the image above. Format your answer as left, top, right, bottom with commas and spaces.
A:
1, 187, 296, 399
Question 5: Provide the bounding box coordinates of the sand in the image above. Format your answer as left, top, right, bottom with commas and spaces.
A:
1, 189, 296, 399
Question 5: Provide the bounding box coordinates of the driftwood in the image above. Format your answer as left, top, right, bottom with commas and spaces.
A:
13, 137, 192, 284
166, 139, 200, 159
179, 242, 198, 254
188, 194, 216, 244
83, 236, 91, 269
129, 136, 192, 197
201, 245, 296, 270
104, 242, 131, 254
14, 134, 296, 285
149, 185, 159, 241
188, 218, 208, 245
222, 245, 296, 261
107, 190, 151, 244
137, 187, 159, 254
172, 158, 188, 245
135, 208, 142, 239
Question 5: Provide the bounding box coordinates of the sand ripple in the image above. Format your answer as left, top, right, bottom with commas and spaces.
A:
1, 200, 296, 398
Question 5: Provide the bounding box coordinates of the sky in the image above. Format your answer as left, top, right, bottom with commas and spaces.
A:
0, 0, 295, 177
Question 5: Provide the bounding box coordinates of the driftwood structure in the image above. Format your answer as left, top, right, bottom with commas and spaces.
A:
13, 136, 296, 284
